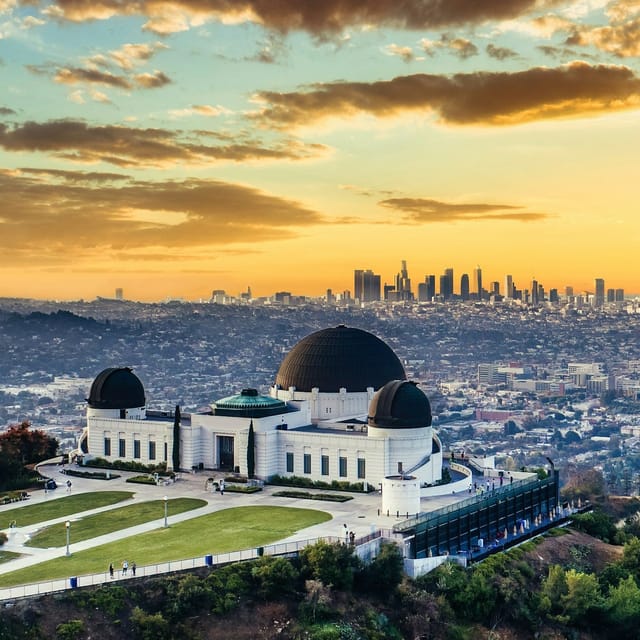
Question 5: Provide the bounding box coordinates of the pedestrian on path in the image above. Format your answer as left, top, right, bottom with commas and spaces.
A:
109, 563, 114, 578
219, 480, 224, 495
131, 561, 136, 576
66, 479, 72, 493
122, 560, 128, 576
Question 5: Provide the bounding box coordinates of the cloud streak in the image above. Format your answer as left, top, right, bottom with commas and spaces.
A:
0, 171, 326, 263
253, 62, 640, 128
0, 120, 327, 167
379, 197, 550, 223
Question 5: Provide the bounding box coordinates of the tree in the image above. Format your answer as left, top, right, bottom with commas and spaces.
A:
172, 405, 181, 472
246, 419, 255, 479
0, 421, 58, 464
300, 540, 360, 590
358, 541, 404, 596
606, 575, 640, 634
561, 569, 603, 625
251, 556, 299, 599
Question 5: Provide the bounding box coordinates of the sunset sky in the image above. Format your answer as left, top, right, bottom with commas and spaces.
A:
1, 0, 639, 301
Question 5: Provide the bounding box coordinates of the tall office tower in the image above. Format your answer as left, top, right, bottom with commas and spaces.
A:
441, 267, 454, 299
595, 278, 605, 306
504, 275, 513, 299
607, 288, 615, 303
426, 275, 436, 300
394, 260, 413, 300
549, 288, 559, 303
460, 274, 470, 300
537, 284, 545, 303
565, 286, 574, 299
115, 288, 123, 300
490, 282, 500, 296
473, 266, 482, 300
326, 289, 334, 304
354, 269, 381, 302
530, 279, 539, 305
439, 275, 449, 299
615, 288, 625, 301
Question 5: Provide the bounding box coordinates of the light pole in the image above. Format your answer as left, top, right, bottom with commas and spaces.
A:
65, 521, 71, 556
163, 495, 168, 528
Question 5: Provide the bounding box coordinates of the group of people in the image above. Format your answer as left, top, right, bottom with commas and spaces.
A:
342, 524, 356, 546
108, 560, 137, 578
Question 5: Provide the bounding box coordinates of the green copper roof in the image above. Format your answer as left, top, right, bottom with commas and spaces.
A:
213, 388, 286, 416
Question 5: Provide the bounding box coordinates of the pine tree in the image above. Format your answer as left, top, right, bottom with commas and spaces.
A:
247, 419, 255, 479
172, 405, 181, 471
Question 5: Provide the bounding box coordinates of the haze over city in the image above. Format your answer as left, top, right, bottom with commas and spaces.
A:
1, 1, 639, 301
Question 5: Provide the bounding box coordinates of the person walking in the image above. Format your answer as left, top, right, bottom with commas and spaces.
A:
122, 560, 128, 576
109, 563, 114, 579
131, 561, 136, 576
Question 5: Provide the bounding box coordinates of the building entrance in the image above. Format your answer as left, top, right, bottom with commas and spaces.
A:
217, 436, 234, 470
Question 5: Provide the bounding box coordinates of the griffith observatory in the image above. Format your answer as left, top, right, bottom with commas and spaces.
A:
79, 326, 443, 495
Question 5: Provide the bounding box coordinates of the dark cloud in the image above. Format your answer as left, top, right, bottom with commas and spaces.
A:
253, 62, 640, 127
486, 43, 517, 60
0, 171, 325, 262
44, 0, 559, 35
0, 107, 16, 116
54, 66, 133, 89
379, 197, 550, 223
0, 120, 326, 167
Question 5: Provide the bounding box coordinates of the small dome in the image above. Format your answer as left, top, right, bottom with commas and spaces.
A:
275, 326, 406, 393
368, 380, 432, 429
88, 367, 145, 410
213, 388, 286, 417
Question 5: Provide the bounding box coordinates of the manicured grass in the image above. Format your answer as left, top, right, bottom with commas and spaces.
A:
0, 551, 21, 565
0, 505, 331, 587
0, 492, 135, 529
26, 498, 207, 548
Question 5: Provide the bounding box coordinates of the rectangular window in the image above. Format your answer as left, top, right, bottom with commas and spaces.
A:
339, 456, 347, 478
104, 437, 111, 457
149, 441, 156, 461
119, 438, 126, 458
164, 442, 168, 462
286, 452, 294, 473
133, 439, 141, 459
321, 455, 329, 476
357, 458, 366, 479
303, 453, 311, 474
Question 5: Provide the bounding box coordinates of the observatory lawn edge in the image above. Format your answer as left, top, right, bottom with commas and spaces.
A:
0, 505, 332, 587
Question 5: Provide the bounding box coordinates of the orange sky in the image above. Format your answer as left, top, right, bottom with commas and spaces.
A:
1, 1, 639, 300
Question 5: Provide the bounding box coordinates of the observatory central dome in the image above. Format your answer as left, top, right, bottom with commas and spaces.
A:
275, 325, 406, 393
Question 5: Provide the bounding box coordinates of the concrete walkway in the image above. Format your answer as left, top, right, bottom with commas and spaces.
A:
0, 462, 465, 579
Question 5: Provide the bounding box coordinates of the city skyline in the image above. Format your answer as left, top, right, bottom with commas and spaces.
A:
1, 2, 640, 301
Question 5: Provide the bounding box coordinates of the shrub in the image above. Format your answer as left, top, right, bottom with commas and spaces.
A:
126, 475, 158, 485
252, 556, 300, 599
272, 490, 352, 503
55, 619, 84, 640
268, 475, 371, 493
130, 607, 170, 640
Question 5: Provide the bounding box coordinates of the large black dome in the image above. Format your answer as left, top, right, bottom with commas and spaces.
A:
368, 380, 432, 429
275, 326, 406, 393
88, 367, 146, 410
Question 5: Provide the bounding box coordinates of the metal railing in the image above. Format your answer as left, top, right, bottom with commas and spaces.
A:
0, 535, 342, 602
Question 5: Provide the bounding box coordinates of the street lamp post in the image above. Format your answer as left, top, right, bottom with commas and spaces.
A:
65, 521, 71, 556
163, 495, 168, 528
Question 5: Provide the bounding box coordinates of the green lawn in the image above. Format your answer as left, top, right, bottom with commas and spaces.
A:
0, 492, 135, 529
0, 505, 331, 587
26, 498, 207, 547
0, 551, 21, 565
